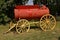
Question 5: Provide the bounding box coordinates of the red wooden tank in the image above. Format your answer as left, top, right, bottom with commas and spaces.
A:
14, 5, 49, 19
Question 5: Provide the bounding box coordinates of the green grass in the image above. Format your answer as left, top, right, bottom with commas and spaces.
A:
0, 21, 60, 40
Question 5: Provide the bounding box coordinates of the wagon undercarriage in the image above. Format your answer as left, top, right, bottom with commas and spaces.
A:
5, 14, 56, 34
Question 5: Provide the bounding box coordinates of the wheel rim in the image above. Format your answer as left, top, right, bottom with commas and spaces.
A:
16, 19, 30, 33
40, 14, 56, 31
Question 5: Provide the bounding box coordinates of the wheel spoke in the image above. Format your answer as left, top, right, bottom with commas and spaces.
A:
47, 22, 51, 30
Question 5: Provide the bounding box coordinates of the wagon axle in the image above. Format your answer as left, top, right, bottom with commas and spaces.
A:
5, 14, 56, 34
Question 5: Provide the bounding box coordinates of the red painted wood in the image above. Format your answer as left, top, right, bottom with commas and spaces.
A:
14, 5, 49, 19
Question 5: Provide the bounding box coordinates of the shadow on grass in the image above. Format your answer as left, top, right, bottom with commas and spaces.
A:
30, 26, 42, 30
58, 37, 60, 40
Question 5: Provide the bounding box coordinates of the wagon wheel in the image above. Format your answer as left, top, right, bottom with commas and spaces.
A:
40, 14, 56, 31
16, 19, 30, 33
9, 21, 14, 28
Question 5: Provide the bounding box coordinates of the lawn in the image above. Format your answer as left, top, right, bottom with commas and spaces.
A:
0, 21, 60, 40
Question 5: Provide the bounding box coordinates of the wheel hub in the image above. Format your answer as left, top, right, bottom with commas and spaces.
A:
46, 19, 50, 24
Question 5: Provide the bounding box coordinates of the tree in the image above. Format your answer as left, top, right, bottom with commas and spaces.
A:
0, 0, 29, 24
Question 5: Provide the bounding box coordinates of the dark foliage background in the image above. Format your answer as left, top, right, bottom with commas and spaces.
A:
0, 0, 60, 24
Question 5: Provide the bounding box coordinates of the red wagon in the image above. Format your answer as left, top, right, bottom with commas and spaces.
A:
6, 5, 56, 33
